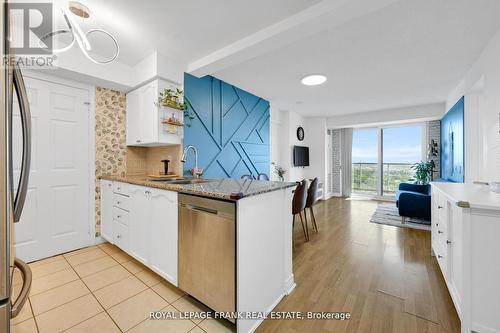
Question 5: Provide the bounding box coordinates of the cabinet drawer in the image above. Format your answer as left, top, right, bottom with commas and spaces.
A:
113, 193, 130, 211
113, 182, 130, 196
114, 220, 129, 251
113, 207, 129, 226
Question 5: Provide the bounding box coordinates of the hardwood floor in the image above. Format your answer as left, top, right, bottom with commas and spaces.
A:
257, 197, 460, 333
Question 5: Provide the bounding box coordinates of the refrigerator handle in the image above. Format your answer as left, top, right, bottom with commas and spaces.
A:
12, 66, 31, 223
10, 258, 32, 318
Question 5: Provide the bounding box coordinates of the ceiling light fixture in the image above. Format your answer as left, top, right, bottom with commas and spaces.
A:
38, 2, 119, 64
68, 1, 90, 18
301, 74, 327, 86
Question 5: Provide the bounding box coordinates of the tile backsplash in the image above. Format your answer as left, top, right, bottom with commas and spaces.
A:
126, 146, 182, 176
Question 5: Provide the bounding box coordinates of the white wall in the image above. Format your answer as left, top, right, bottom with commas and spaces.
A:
270, 110, 306, 182
270, 111, 329, 193
303, 117, 328, 186
447, 29, 500, 183
326, 102, 444, 129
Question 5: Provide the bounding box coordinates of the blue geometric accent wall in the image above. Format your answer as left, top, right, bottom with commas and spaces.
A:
183, 73, 270, 179
441, 97, 464, 183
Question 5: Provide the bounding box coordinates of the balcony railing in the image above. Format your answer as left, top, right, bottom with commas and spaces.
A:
352, 162, 414, 195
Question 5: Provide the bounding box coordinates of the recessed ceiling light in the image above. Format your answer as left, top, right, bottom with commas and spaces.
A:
301, 74, 327, 86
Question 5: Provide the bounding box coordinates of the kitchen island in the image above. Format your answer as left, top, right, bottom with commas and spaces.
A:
100, 175, 296, 333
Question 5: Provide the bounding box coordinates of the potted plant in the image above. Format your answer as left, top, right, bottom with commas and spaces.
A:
157, 88, 195, 127
411, 160, 435, 185
272, 162, 286, 181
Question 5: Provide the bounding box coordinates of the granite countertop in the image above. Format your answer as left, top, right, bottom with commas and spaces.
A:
101, 175, 296, 201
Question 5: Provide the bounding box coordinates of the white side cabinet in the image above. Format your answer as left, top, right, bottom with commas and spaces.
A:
100, 180, 178, 286
431, 183, 500, 333
100, 180, 114, 241
126, 79, 183, 147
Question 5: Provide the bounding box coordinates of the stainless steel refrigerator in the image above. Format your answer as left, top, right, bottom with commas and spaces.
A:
1, 1, 33, 331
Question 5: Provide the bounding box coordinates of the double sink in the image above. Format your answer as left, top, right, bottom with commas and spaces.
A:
146, 177, 210, 185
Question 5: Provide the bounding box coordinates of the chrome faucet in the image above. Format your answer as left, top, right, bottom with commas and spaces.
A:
181, 145, 203, 178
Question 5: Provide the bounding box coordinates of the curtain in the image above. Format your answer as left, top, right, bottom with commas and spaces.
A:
340, 128, 353, 197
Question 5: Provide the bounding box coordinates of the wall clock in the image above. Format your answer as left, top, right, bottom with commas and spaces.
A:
297, 126, 305, 141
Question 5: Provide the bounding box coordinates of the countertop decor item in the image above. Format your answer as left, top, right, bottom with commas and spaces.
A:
272, 162, 286, 181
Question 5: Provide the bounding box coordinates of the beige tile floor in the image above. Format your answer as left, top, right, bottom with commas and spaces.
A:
10, 243, 236, 333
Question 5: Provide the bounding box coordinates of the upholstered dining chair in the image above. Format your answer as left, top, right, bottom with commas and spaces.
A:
241, 174, 253, 180
292, 180, 309, 242
257, 173, 269, 181
306, 177, 320, 234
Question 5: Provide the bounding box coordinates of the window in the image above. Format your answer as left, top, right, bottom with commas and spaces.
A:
352, 124, 424, 197
352, 128, 378, 194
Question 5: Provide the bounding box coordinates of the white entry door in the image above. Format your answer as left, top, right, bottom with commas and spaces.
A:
13, 75, 92, 263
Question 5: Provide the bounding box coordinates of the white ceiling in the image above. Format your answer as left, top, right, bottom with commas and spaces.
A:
211, 0, 500, 116
27, 0, 500, 117
45, 0, 322, 66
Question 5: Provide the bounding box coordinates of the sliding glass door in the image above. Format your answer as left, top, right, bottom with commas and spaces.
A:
352, 128, 379, 194
352, 124, 424, 197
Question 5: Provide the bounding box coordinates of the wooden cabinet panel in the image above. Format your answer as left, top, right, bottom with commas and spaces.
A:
126, 90, 141, 145
126, 79, 182, 147
129, 185, 151, 264
100, 180, 114, 241
150, 188, 178, 285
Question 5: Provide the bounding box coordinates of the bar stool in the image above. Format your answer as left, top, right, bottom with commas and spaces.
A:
292, 180, 309, 242
306, 177, 319, 234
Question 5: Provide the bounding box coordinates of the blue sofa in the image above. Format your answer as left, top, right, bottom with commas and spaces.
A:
395, 183, 431, 223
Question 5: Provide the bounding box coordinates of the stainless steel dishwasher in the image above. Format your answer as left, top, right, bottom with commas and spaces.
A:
178, 194, 236, 315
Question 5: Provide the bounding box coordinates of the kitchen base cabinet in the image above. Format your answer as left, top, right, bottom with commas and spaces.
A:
149, 187, 178, 285
100, 180, 178, 286
431, 183, 500, 333
100, 180, 114, 241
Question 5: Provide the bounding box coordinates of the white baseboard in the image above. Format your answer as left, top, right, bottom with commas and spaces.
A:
93, 236, 107, 245
244, 292, 286, 333
284, 274, 296, 295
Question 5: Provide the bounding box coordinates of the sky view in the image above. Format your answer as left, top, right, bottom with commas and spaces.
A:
352, 126, 423, 163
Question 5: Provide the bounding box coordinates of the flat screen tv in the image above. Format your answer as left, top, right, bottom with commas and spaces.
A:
293, 145, 309, 167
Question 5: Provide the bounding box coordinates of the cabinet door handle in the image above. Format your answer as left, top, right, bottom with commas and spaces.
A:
136, 139, 141, 143
438, 255, 443, 259
438, 230, 444, 234
438, 205, 443, 209
117, 215, 121, 218
117, 201, 121, 205
446, 240, 452, 245
117, 234, 121, 239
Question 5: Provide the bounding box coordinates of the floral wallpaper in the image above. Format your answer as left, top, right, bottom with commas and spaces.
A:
95, 87, 127, 235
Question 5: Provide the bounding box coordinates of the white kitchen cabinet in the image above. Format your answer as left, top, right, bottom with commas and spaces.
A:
126, 79, 183, 147
129, 185, 151, 265
431, 182, 500, 333
100, 181, 178, 286
100, 180, 114, 241
149, 187, 178, 285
